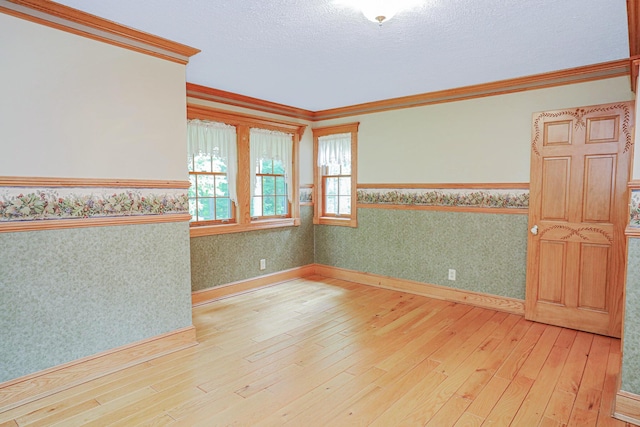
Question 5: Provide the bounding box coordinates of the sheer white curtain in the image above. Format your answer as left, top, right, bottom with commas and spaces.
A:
318, 133, 351, 167
250, 128, 294, 202
187, 119, 238, 204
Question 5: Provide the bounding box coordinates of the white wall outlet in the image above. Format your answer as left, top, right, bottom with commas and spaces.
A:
260, 259, 266, 270
448, 269, 456, 281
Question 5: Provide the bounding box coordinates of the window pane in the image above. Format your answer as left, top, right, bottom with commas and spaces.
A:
251, 197, 262, 217
197, 198, 215, 221
275, 177, 285, 195
275, 196, 287, 215
325, 177, 338, 196
197, 175, 215, 197
260, 159, 273, 174
188, 154, 194, 172
342, 163, 352, 175
339, 196, 351, 215
216, 176, 229, 197
263, 196, 276, 216
211, 157, 227, 173
325, 195, 337, 215
188, 198, 197, 221
273, 160, 285, 175
216, 198, 231, 219
339, 177, 351, 196
263, 176, 275, 195
188, 175, 197, 198
194, 153, 212, 172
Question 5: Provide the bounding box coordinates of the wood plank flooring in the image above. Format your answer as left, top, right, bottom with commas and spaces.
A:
0, 275, 636, 426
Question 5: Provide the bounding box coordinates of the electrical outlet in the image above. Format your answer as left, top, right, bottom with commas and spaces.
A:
260, 259, 266, 270
448, 269, 456, 281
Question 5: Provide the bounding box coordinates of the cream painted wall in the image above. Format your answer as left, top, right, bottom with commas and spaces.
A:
0, 13, 187, 181
317, 77, 634, 184
187, 97, 314, 185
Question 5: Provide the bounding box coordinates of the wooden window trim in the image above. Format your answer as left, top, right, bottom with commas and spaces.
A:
312, 122, 359, 228
187, 104, 307, 237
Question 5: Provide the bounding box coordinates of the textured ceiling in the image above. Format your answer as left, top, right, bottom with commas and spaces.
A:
55, 0, 630, 111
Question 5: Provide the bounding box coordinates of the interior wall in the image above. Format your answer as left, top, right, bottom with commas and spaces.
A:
0, 13, 192, 383
319, 77, 634, 184
312, 77, 634, 300
191, 206, 314, 291
316, 209, 528, 299
186, 97, 315, 294
0, 13, 187, 181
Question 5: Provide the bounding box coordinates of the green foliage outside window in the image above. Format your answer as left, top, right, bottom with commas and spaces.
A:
188, 152, 232, 222
251, 159, 288, 217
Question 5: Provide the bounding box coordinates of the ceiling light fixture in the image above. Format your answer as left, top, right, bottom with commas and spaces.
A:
334, 0, 425, 26
360, 2, 398, 25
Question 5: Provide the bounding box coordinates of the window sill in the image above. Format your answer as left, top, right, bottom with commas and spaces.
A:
314, 216, 357, 228
190, 217, 300, 237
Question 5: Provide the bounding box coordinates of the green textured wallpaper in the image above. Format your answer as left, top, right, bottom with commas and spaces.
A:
0, 222, 193, 383
315, 208, 528, 300
622, 237, 640, 394
190, 206, 314, 291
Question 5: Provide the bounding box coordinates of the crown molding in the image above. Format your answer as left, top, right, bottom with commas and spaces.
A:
314, 59, 630, 120
629, 0, 640, 58
187, 83, 315, 121
188, 60, 630, 122
0, 0, 200, 64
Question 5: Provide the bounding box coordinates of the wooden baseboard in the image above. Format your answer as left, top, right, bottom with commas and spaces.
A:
614, 390, 640, 424
0, 326, 197, 412
314, 264, 525, 315
191, 264, 316, 306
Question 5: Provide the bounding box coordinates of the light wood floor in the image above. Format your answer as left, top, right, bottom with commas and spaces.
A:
0, 276, 636, 426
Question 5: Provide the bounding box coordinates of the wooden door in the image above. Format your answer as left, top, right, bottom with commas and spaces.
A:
525, 102, 633, 338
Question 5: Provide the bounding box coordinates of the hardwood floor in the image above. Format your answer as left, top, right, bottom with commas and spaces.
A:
0, 276, 635, 426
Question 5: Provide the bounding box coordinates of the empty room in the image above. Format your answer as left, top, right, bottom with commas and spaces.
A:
2, 0, 640, 425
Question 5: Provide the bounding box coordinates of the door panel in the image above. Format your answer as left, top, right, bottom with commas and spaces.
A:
526, 102, 633, 337
582, 155, 615, 222
537, 241, 566, 304
541, 158, 570, 220
578, 243, 609, 311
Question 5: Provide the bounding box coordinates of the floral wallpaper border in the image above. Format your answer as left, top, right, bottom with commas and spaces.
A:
630, 190, 640, 227
0, 187, 188, 222
357, 188, 529, 209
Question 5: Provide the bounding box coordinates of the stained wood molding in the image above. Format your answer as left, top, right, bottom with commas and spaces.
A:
187, 104, 307, 141
629, 0, 640, 57
191, 265, 316, 306
628, 179, 640, 189
0, 326, 197, 412
614, 390, 640, 425
187, 60, 629, 121
314, 60, 630, 120
625, 226, 640, 237
189, 217, 300, 238
0, 0, 200, 64
0, 176, 191, 189
358, 204, 528, 215
314, 264, 526, 315
187, 83, 315, 121
358, 183, 530, 189
0, 213, 191, 234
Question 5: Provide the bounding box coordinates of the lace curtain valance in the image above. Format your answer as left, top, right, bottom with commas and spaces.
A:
317, 133, 351, 168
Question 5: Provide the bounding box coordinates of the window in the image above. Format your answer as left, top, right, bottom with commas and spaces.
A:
187, 120, 237, 224
187, 105, 306, 237
250, 128, 293, 219
312, 123, 359, 227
